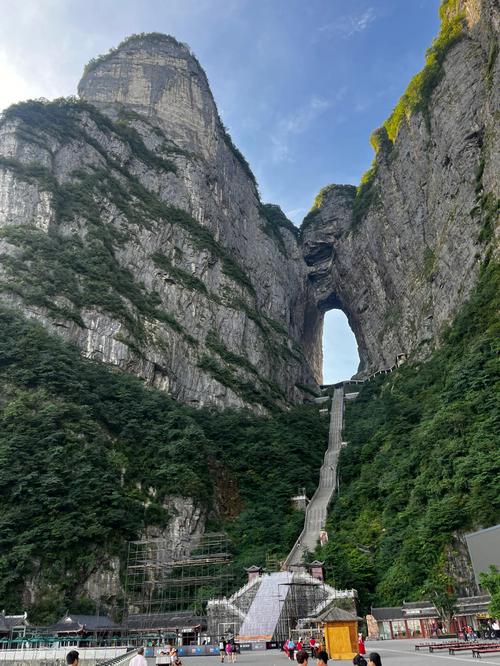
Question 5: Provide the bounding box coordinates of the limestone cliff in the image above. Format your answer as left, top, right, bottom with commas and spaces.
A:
0, 34, 316, 411
301, 0, 499, 375
0, 0, 498, 403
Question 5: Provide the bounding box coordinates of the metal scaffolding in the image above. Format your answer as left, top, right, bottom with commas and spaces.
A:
124, 532, 234, 618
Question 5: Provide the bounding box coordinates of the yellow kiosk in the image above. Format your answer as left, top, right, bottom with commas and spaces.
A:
317, 607, 362, 661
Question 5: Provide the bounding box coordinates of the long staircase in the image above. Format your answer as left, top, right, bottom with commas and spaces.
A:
237, 571, 293, 640
284, 386, 344, 568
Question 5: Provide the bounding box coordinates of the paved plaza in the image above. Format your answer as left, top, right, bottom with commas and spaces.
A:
155, 641, 500, 666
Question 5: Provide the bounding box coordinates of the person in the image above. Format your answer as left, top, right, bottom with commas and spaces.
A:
367, 653, 382, 666
225, 640, 233, 663
170, 643, 182, 666
353, 656, 367, 666
492, 619, 500, 639
66, 651, 79, 666
316, 650, 328, 666
229, 638, 236, 663
296, 650, 308, 665
288, 638, 296, 661
296, 638, 303, 658
309, 637, 317, 658
129, 647, 148, 666
358, 634, 366, 655
219, 637, 226, 663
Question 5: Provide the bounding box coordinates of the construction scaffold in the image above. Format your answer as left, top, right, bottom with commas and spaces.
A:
123, 533, 243, 642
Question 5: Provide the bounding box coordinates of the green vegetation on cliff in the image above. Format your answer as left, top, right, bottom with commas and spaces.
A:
300, 184, 356, 235
317, 260, 500, 613
83, 33, 188, 76
348, 0, 467, 230
0, 307, 327, 621
383, 0, 466, 143
0, 99, 257, 332
260, 203, 298, 256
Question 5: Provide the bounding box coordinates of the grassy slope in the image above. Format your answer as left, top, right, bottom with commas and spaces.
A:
0, 307, 328, 622
316, 260, 500, 613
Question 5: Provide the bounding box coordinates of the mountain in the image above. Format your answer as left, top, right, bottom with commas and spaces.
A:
0, 34, 317, 413
0, 0, 498, 621
301, 0, 499, 374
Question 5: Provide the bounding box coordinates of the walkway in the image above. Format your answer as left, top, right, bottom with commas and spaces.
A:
284, 387, 344, 568
237, 571, 293, 640
163, 642, 500, 666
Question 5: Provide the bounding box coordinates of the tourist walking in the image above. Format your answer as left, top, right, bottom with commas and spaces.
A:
219, 637, 226, 663
316, 650, 328, 666
170, 642, 182, 666
287, 638, 296, 661
353, 656, 367, 666
296, 650, 308, 665
129, 647, 148, 666
66, 651, 79, 666
308, 636, 317, 657
358, 633, 366, 655
367, 653, 382, 666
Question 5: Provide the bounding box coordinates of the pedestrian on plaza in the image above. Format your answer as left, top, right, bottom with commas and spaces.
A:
492, 619, 500, 639
296, 638, 303, 658
296, 650, 308, 665
219, 637, 226, 663
230, 638, 237, 663
316, 650, 328, 666
225, 640, 233, 663
129, 647, 148, 666
66, 651, 79, 666
367, 653, 382, 666
309, 636, 317, 657
358, 633, 366, 655
353, 655, 367, 666
288, 637, 296, 661
171, 642, 182, 666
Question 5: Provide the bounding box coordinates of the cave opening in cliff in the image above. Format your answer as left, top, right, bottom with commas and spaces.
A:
322, 310, 359, 384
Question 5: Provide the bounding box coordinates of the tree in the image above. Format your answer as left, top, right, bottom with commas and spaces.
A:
422, 572, 458, 633
480, 566, 500, 619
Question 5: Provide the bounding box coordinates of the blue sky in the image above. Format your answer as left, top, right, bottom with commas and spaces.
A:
0, 0, 441, 382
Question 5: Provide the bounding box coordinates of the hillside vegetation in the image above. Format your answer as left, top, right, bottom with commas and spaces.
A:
317, 260, 500, 613
0, 308, 328, 622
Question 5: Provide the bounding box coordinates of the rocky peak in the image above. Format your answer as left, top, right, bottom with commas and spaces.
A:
78, 33, 223, 161
0, 33, 317, 411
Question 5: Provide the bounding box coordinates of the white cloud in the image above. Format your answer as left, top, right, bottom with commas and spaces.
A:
271, 95, 333, 163
285, 207, 307, 225
0, 52, 46, 112
279, 96, 330, 135
271, 135, 294, 163
317, 7, 376, 40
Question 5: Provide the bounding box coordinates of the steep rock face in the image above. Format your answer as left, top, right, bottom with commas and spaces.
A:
87, 497, 206, 611
302, 0, 499, 375
20, 497, 205, 611
0, 35, 317, 411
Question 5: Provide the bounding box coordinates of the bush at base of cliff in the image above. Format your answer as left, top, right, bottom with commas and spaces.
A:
316, 260, 500, 613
